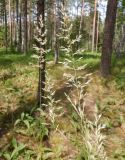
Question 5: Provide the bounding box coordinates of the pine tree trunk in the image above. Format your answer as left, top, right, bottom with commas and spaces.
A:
96, 11, 99, 52
18, 0, 22, 52
92, 0, 98, 53
23, 0, 28, 54
12, 0, 16, 48
79, 0, 84, 36
15, 0, 19, 51
101, 0, 118, 77
9, 0, 12, 49
54, 0, 59, 64
3, 0, 7, 53
37, 0, 46, 106
28, 0, 32, 50
46, 0, 54, 49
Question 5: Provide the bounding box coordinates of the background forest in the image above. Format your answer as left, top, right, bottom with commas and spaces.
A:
0, 0, 125, 159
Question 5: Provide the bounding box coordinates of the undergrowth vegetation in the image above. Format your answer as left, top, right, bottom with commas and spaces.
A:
0, 50, 125, 159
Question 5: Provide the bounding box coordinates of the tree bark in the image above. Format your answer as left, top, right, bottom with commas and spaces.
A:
101, 0, 118, 77
9, 0, 12, 49
18, 0, 22, 52
115, 24, 125, 57
37, 0, 46, 106
79, 0, 84, 36
92, 0, 98, 53
54, 0, 59, 64
23, 0, 28, 54
96, 11, 99, 52
15, 0, 19, 51
28, 0, 32, 50
12, 0, 16, 48
3, 0, 7, 53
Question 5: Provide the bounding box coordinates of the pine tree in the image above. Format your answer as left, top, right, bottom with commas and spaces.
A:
101, 0, 118, 77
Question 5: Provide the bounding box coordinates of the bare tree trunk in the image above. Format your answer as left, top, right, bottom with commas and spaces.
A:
46, 0, 54, 49
9, 0, 12, 49
12, 0, 16, 48
23, 0, 28, 54
3, 0, 7, 53
37, 0, 46, 106
96, 11, 99, 52
101, 0, 118, 77
15, 0, 19, 51
92, 0, 98, 53
18, 0, 22, 52
54, 0, 59, 64
79, 0, 84, 36
28, 0, 32, 50
120, 24, 125, 51
115, 24, 125, 57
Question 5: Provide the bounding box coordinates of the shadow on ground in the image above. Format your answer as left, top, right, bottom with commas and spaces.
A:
0, 98, 37, 138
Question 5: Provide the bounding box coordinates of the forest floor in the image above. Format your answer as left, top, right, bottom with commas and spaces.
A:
0, 49, 125, 159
